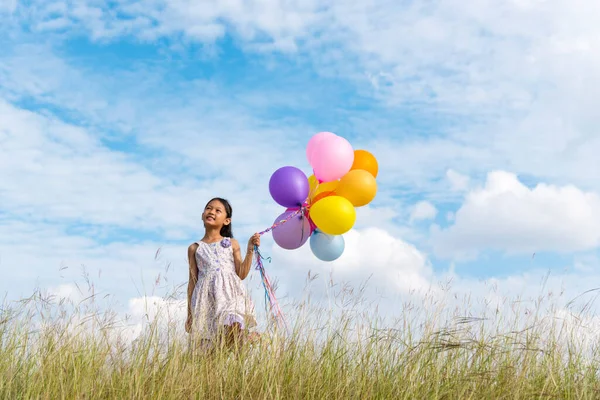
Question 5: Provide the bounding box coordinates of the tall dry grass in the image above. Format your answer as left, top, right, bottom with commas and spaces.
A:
2, 273, 600, 399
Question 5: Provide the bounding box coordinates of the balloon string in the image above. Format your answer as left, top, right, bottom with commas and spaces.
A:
258, 208, 303, 235
254, 245, 289, 334
254, 206, 309, 334
253, 198, 317, 333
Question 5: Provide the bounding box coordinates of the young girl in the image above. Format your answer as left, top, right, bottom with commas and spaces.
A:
186, 197, 260, 348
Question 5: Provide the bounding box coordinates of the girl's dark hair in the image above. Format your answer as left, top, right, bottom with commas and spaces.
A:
206, 197, 234, 238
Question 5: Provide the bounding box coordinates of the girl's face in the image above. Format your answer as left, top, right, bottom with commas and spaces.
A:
202, 200, 230, 229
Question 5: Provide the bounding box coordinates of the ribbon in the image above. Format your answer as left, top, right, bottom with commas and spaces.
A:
255, 202, 312, 334
258, 207, 303, 236
254, 245, 289, 333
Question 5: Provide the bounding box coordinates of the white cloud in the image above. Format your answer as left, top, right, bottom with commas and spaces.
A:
3, 9, 600, 203
432, 171, 600, 259
7, 211, 600, 350
328, 0, 600, 194
269, 227, 435, 304
28, 292, 189, 349
5, 0, 324, 50
7, 0, 600, 108
47, 283, 85, 303
446, 169, 470, 192
0, 44, 417, 243
7, 0, 597, 114
409, 201, 438, 223
1, 220, 435, 336
0, 93, 307, 238
0, 217, 193, 305
124, 295, 188, 341
0, 99, 188, 231
105, 260, 600, 349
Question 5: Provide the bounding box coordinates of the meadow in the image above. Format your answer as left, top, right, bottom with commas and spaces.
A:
2, 273, 600, 399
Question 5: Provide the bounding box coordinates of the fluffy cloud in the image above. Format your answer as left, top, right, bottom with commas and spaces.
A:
269, 227, 435, 306
4, 0, 324, 47
0, 230, 175, 303
39, 230, 600, 348
47, 283, 85, 304
446, 169, 470, 192
432, 171, 600, 259
0, 95, 302, 238
3, 2, 600, 199
7, 0, 600, 110
123, 296, 188, 340
409, 201, 438, 223
12, 211, 600, 347
6, 224, 435, 335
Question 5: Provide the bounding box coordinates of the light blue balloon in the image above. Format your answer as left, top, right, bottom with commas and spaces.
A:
310, 229, 345, 262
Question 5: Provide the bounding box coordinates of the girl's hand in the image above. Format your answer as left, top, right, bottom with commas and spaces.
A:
247, 233, 260, 251
185, 315, 192, 333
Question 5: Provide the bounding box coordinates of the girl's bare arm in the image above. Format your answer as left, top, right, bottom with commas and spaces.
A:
232, 239, 253, 280
187, 243, 199, 319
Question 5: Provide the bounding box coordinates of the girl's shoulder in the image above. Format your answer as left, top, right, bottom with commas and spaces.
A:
187, 242, 200, 254
188, 242, 200, 267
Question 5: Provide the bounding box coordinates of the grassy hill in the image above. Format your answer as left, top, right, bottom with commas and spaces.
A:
2, 286, 600, 399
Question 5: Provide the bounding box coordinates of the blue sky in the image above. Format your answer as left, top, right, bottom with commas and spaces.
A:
1, 0, 600, 331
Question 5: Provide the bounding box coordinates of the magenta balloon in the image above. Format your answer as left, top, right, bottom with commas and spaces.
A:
306, 132, 336, 165
311, 135, 354, 182
272, 211, 312, 250
308, 216, 317, 235
269, 166, 310, 208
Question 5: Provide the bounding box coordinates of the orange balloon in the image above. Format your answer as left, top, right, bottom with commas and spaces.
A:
351, 150, 378, 178
311, 190, 336, 204
309, 180, 339, 202
336, 169, 377, 207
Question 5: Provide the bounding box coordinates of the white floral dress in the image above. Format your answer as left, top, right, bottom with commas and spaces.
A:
191, 239, 256, 341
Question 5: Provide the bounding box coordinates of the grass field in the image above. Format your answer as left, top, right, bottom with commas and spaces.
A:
2, 278, 600, 399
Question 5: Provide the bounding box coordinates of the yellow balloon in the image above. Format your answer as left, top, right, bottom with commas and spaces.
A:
336, 169, 378, 207
309, 196, 356, 235
308, 174, 318, 193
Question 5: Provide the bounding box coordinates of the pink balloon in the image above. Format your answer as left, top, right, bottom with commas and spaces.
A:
311, 135, 354, 182
306, 132, 336, 165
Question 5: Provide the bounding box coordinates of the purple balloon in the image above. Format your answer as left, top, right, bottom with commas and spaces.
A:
272, 211, 312, 250
269, 166, 309, 208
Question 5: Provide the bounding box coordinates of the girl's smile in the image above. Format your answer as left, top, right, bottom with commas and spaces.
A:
202, 200, 230, 227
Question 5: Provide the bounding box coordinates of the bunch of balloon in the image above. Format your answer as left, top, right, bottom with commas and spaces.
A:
266, 132, 378, 262
306, 132, 378, 261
